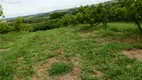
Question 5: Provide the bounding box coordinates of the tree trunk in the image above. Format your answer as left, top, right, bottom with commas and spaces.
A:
104, 19, 107, 28
134, 19, 142, 33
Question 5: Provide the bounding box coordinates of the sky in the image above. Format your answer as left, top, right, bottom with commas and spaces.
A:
0, 0, 110, 18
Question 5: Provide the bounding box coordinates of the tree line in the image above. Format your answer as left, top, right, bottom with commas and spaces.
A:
60, 0, 142, 32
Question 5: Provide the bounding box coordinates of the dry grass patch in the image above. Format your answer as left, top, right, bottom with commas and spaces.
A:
80, 30, 97, 37
96, 71, 104, 80
122, 49, 142, 61
0, 48, 10, 52
17, 57, 24, 65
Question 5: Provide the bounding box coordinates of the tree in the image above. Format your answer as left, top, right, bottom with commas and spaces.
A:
60, 14, 77, 26
76, 4, 104, 26
50, 12, 64, 19
113, 0, 142, 32
0, 4, 4, 19
14, 16, 24, 31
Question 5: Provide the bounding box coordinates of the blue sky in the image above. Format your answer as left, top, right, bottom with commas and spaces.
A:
0, 0, 109, 18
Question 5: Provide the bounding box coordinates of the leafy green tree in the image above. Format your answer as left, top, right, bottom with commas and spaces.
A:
0, 4, 3, 17
113, 0, 142, 32
125, 0, 142, 32
0, 4, 4, 20
60, 14, 77, 26
14, 16, 24, 31
77, 4, 104, 26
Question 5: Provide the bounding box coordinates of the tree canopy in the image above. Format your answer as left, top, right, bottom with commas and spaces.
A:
0, 4, 4, 17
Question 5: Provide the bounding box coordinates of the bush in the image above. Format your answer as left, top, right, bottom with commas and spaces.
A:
20, 24, 34, 32
50, 12, 64, 19
13, 17, 34, 32
13, 16, 24, 31
48, 62, 73, 76
0, 22, 11, 33
32, 19, 60, 31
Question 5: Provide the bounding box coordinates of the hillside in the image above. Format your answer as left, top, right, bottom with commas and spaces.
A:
0, 23, 142, 80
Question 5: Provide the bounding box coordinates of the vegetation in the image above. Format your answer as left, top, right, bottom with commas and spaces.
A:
0, 4, 4, 17
0, 22, 11, 33
1, 0, 142, 33
48, 62, 73, 76
13, 16, 24, 31
60, 0, 142, 31
0, 1, 142, 80
114, 0, 142, 32
0, 23, 142, 80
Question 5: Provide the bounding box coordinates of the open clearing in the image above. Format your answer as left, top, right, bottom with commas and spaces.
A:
0, 23, 142, 80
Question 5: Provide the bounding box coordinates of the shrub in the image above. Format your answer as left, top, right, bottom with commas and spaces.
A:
13, 16, 24, 31
13, 17, 34, 32
32, 19, 60, 31
50, 12, 64, 19
20, 24, 34, 32
0, 22, 11, 33
48, 62, 73, 76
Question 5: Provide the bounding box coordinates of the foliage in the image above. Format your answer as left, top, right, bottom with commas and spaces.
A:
4, 0, 142, 33
24, 16, 49, 24
124, 0, 142, 32
60, 4, 108, 27
59, 0, 142, 32
13, 16, 24, 31
0, 22, 11, 33
0, 4, 4, 17
112, 0, 142, 32
13, 16, 34, 32
50, 12, 64, 19
60, 14, 77, 26
32, 19, 60, 31
20, 24, 34, 32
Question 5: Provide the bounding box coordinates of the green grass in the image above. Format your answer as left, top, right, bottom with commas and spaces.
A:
48, 62, 73, 76
0, 22, 142, 80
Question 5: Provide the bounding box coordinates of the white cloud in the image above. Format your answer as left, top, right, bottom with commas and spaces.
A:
0, 0, 30, 4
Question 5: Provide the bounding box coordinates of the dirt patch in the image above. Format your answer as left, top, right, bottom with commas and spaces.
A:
69, 57, 82, 66
33, 48, 82, 80
127, 64, 132, 69
56, 66, 81, 80
122, 49, 142, 61
96, 71, 104, 79
95, 38, 112, 43
56, 56, 82, 80
65, 32, 71, 34
57, 48, 65, 56
32, 49, 65, 80
33, 66, 51, 80
17, 57, 24, 65
80, 30, 97, 37
33, 57, 61, 80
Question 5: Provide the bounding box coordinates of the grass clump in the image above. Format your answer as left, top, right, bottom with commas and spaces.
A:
48, 62, 73, 76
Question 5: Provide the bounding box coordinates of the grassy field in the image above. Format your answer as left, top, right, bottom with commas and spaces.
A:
0, 23, 142, 80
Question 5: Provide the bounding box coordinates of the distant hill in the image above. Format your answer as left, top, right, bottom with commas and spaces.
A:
5, 8, 78, 21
